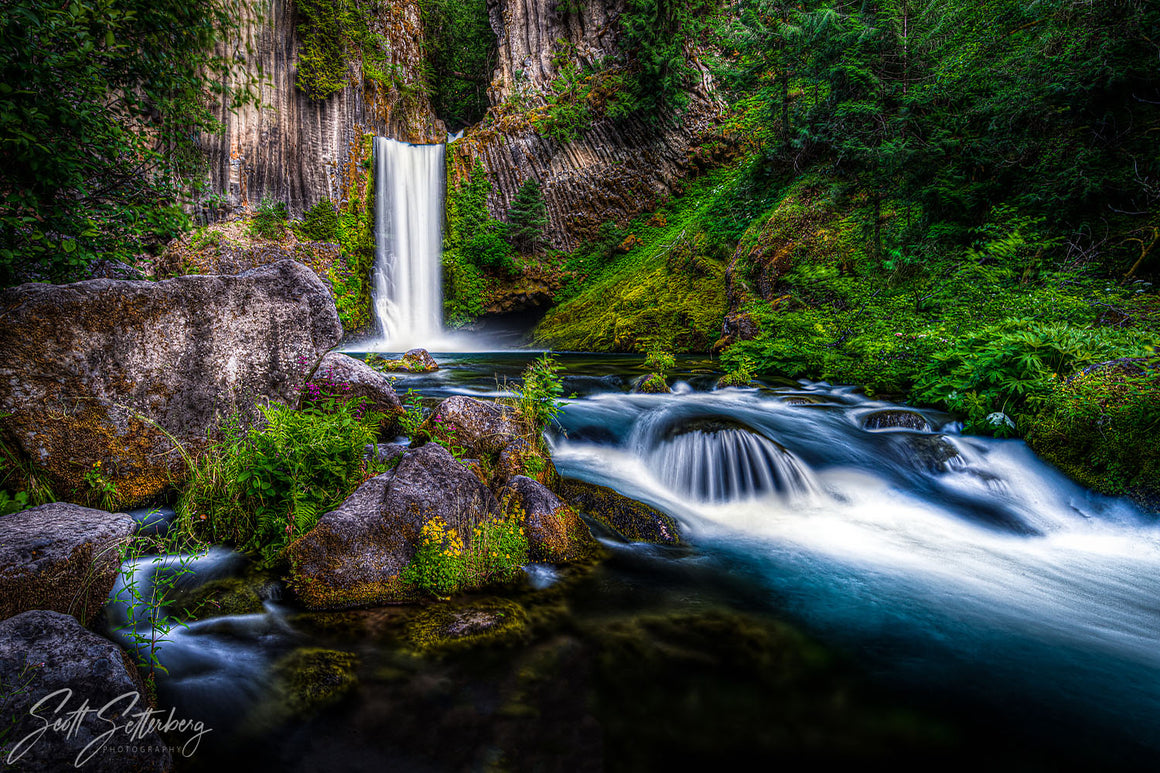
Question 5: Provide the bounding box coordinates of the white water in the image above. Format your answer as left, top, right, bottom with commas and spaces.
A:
370, 137, 445, 350
550, 386, 1160, 753
358, 137, 507, 353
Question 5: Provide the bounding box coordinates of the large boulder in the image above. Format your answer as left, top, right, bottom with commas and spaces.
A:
287, 443, 501, 609
420, 396, 526, 459
306, 352, 404, 435
559, 479, 683, 546
499, 476, 596, 563
0, 261, 342, 506
0, 610, 174, 772
0, 504, 136, 625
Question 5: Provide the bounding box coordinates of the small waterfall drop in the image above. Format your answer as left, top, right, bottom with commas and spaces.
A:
372, 137, 445, 349
633, 413, 819, 503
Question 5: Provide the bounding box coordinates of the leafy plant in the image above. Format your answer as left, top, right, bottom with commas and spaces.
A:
718, 355, 757, 387
249, 198, 289, 240
512, 354, 566, 435
401, 510, 528, 597
83, 460, 118, 511
176, 395, 389, 566
913, 320, 1154, 434
112, 533, 205, 693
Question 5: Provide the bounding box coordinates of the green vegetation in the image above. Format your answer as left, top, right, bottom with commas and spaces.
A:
175, 393, 391, 567
614, 0, 714, 118
295, 0, 411, 103
1028, 358, 1160, 504
507, 179, 548, 254
294, 199, 340, 242
0, 0, 256, 285
511, 354, 566, 434
536, 166, 746, 352
418, 0, 496, 129
401, 511, 529, 597
442, 160, 514, 324
249, 198, 289, 240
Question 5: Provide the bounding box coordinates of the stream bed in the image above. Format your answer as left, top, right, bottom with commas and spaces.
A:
107, 354, 1160, 770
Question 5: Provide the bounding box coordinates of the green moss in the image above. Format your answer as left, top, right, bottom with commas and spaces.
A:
403, 597, 530, 654
168, 572, 276, 621
534, 167, 745, 353
270, 648, 360, 717
636, 373, 670, 394
558, 478, 683, 545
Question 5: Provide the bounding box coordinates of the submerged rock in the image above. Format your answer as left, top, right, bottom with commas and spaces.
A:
307, 352, 405, 434
0, 503, 135, 624
500, 476, 598, 563
403, 598, 530, 653
862, 409, 932, 432
420, 395, 526, 459
270, 648, 360, 718
287, 443, 501, 609
0, 260, 341, 506
559, 479, 683, 546
0, 611, 173, 772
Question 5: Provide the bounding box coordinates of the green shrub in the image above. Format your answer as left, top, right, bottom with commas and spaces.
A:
176, 395, 389, 566
249, 198, 289, 240
1028, 357, 1160, 501
511, 354, 566, 435
913, 321, 1155, 435
296, 199, 340, 242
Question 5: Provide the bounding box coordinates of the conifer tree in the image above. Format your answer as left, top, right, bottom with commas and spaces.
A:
507, 179, 549, 253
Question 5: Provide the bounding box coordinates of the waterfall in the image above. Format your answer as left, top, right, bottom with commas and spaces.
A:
371, 137, 445, 349
649, 426, 819, 503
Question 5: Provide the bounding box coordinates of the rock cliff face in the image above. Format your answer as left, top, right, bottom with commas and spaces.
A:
200, 0, 443, 218
200, 0, 728, 252
451, 0, 730, 250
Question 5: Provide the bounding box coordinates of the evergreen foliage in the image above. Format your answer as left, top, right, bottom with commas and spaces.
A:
0, 0, 255, 285
418, 0, 496, 129
507, 179, 549, 254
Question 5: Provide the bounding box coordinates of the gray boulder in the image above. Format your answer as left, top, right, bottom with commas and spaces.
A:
0, 504, 135, 625
288, 443, 500, 609
420, 396, 526, 459
499, 476, 596, 562
307, 352, 404, 434
0, 610, 174, 772
0, 260, 341, 506
862, 409, 931, 432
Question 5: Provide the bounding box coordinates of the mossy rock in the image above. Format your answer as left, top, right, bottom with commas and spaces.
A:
366, 349, 439, 374
169, 570, 280, 621
270, 648, 360, 717
558, 479, 682, 545
633, 373, 671, 394
403, 597, 530, 654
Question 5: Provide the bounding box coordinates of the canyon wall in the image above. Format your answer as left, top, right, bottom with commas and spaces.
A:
452, 0, 730, 250
199, 0, 443, 218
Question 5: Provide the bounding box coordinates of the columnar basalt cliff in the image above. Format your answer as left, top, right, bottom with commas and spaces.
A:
451, 0, 731, 250
201, 0, 443, 218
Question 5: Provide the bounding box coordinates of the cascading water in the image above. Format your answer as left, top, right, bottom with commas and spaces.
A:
630, 413, 819, 502
371, 137, 445, 349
